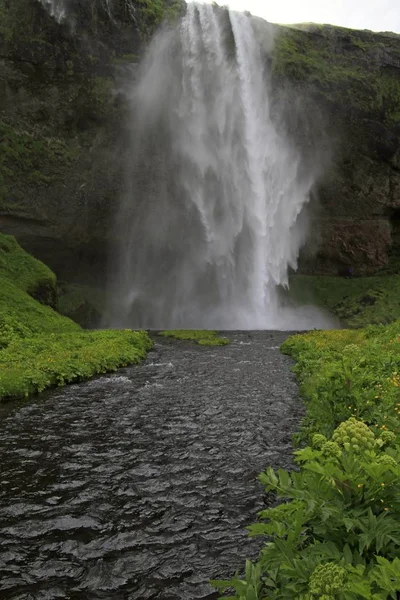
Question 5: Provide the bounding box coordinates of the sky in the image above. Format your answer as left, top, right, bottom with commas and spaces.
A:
199, 0, 400, 34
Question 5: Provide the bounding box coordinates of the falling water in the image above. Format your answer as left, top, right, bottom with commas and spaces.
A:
39, 0, 67, 21
109, 2, 325, 330
39, 0, 116, 23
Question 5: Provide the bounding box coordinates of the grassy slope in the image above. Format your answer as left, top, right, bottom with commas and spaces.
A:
0, 233, 151, 401
0, 232, 56, 293
282, 322, 400, 440
289, 274, 400, 327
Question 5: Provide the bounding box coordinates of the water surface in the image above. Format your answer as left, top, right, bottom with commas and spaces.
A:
0, 332, 301, 599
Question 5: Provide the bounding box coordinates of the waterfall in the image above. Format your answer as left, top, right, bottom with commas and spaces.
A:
108, 2, 325, 330
39, 0, 67, 22
39, 0, 115, 23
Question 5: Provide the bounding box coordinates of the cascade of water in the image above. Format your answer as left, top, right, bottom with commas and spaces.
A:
39, 0, 116, 23
108, 2, 322, 329
39, 0, 67, 22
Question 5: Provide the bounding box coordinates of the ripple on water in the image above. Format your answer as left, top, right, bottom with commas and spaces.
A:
0, 332, 301, 599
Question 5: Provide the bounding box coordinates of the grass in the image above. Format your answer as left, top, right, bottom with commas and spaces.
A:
0, 277, 80, 349
159, 330, 229, 346
282, 322, 400, 440
0, 329, 151, 401
58, 283, 104, 315
215, 317, 400, 598
0, 233, 55, 295
0, 233, 151, 402
0, 120, 78, 203
289, 274, 400, 328
272, 25, 400, 123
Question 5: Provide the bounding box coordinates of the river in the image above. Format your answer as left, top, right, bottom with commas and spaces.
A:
0, 332, 302, 599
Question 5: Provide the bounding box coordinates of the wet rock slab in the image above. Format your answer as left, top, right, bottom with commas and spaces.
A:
0, 331, 302, 599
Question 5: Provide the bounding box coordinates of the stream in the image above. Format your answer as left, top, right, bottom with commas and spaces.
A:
0, 332, 302, 599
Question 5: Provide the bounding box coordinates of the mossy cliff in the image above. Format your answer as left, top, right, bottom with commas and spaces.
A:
0, 0, 183, 285
1, 3, 399, 285
0, 232, 151, 402
267, 23, 400, 275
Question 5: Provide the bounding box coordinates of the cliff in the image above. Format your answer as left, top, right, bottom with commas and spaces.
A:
269, 22, 400, 275
0, 0, 182, 284
0, 2, 399, 283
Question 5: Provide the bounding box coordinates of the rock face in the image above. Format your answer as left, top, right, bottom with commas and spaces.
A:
268, 23, 400, 274
0, 0, 182, 284
0, 2, 399, 280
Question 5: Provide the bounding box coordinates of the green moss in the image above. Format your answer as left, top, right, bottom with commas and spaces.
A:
0, 121, 78, 202
90, 76, 114, 107
281, 319, 400, 440
0, 234, 152, 401
272, 26, 400, 123
0, 277, 79, 349
289, 274, 400, 328
136, 0, 185, 35
0, 233, 55, 295
0, 329, 151, 401
159, 330, 229, 346
0, 232, 56, 308
58, 283, 104, 315
0, 0, 39, 42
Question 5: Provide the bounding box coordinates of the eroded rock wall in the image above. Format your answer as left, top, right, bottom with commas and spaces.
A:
269, 23, 400, 274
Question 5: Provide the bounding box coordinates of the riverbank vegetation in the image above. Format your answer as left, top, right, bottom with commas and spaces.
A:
289, 274, 400, 328
159, 330, 229, 346
215, 321, 400, 598
0, 233, 151, 402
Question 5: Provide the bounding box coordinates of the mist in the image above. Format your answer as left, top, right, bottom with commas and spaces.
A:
106, 3, 335, 330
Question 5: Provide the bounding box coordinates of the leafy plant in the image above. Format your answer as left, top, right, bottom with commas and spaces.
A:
215, 321, 400, 599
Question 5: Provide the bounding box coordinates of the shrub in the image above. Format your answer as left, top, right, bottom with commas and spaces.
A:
214, 321, 400, 599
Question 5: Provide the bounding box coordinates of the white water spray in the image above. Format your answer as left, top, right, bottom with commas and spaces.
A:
109, 3, 330, 329
39, 0, 117, 24
39, 0, 67, 22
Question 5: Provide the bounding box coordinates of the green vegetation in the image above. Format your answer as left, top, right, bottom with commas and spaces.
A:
0, 120, 78, 203
273, 26, 400, 123
89, 77, 116, 119
0, 328, 151, 401
0, 0, 39, 42
135, 0, 185, 34
0, 233, 151, 402
0, 233, 55, 297
289, 275, 400, 328
214, 321, 400, 598
282, 322, 400, 441
58, 283, 106, 328
159, 330, 229, 346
